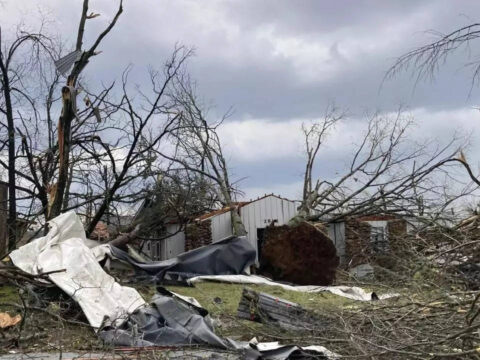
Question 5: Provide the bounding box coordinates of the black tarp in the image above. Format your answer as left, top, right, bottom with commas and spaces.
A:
99, 288, 335, 360
109, 236, 256, 282
99, 287, 227, 348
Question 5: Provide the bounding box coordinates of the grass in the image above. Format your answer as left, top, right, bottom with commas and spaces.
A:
0, 280, 386, 351
0, 284, 20, 303
166, 282, 354, 316
162, 281, 359, 340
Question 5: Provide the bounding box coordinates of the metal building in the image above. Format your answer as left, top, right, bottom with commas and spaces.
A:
144, 194, 358, 263
147, 194, 299, 261
202, 194, 299, 260
145, 223, 185, 261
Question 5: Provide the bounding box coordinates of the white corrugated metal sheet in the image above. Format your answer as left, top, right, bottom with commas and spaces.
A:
238, 195, 299, 260
328, 222, 346, 264
165, 224, 186, 259
200, 195, 301, 254
145, 224, 186, 260
211, 211, 233, 242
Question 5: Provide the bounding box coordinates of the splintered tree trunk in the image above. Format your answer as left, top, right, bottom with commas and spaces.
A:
231, 209, 247, 236
259, 221, 339, 285
7, 120, 16, 251
48, 85, 76, 219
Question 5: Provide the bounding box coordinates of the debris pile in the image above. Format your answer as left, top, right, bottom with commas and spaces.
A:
0, 211, 340, 359
109, 235, 256, 284
0, 312, 21, 329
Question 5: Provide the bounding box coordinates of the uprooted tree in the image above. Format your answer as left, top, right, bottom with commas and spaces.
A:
292, 109, 472, 224
261, 105, 476, 285
262, 22, 480, 285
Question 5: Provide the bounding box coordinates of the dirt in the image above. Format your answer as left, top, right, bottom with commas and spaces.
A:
259, 221, 340, 285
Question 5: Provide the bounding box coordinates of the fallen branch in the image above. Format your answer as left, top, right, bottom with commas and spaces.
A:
237, 287, 327, 331
107, 224, 141, 248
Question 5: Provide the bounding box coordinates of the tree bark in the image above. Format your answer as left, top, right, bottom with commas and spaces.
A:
107, 225, 140, 248
48, 85, 76, 219
0, 59, 17, 250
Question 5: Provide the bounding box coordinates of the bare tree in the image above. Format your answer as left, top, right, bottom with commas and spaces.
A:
298, 104, 345, 218
292, 109, 472, 225
0, 23, 55, 249
83, 48, 191, 236
386, 23, 480, 87
0, 0, 199, 246
163, 74, 247, 235
48, 0, 123, 219
386, 21, 480, 201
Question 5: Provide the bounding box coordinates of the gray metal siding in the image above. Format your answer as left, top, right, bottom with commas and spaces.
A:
145, 224, 186, 260
237, 196, 299, 259
328, 222, 346, 264
165, 224, 186, 259
211, 211, 233, 242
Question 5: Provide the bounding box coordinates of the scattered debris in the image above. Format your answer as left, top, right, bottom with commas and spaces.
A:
9, 211, 145, 329
99, 287, 226, 348
188, 274, 399, 301
90, 221, 110, 241
0, 313, 21, 329
260, 222, 339, 285
349, 263, 374, 279
53, 50, 82, 77
108, 235, 256, 283
4, 212, 338, 359
237, 288, 325, 331
454, 262, 480, 289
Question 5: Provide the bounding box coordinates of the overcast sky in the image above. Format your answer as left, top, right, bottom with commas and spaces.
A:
2, 0, 480, 201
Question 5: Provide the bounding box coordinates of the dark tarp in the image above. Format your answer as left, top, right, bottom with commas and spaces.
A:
99, 287, 227, 348
99, 288, 335, 360
109, 236, 256, 282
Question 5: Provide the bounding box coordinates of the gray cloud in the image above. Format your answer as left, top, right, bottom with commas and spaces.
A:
2, 0, 480, 199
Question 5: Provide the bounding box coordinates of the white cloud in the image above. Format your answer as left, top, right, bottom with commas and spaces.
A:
220, 107, 480, 164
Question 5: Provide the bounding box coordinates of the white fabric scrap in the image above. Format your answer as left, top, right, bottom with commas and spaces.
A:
10, 211, 145, 329
188, 274, 399, 301
249, 340, 339, 359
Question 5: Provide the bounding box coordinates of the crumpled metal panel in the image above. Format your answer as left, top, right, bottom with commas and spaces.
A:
54, 50, 82, 76
109, 235, 257, 282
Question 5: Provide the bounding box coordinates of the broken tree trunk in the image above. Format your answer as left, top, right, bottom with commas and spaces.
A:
237, 288, 325, 331
231, 207, 247, 236
48, 84, 76, 219
106, 225, 141, 248
259, 221, 339, 285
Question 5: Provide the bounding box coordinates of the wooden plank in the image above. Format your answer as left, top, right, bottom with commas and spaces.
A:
237, 288, 325, 331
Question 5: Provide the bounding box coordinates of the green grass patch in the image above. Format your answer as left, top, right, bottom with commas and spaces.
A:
0, 285, 20, 307
166, 282, 354, 317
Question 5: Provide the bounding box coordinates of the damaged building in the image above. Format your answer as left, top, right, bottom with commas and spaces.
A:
145, 194, 298, 262
327, 215, 416, 266
143, 193, 413, 269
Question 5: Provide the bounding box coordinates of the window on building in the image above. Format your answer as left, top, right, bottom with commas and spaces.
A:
370, 226, 388, 253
